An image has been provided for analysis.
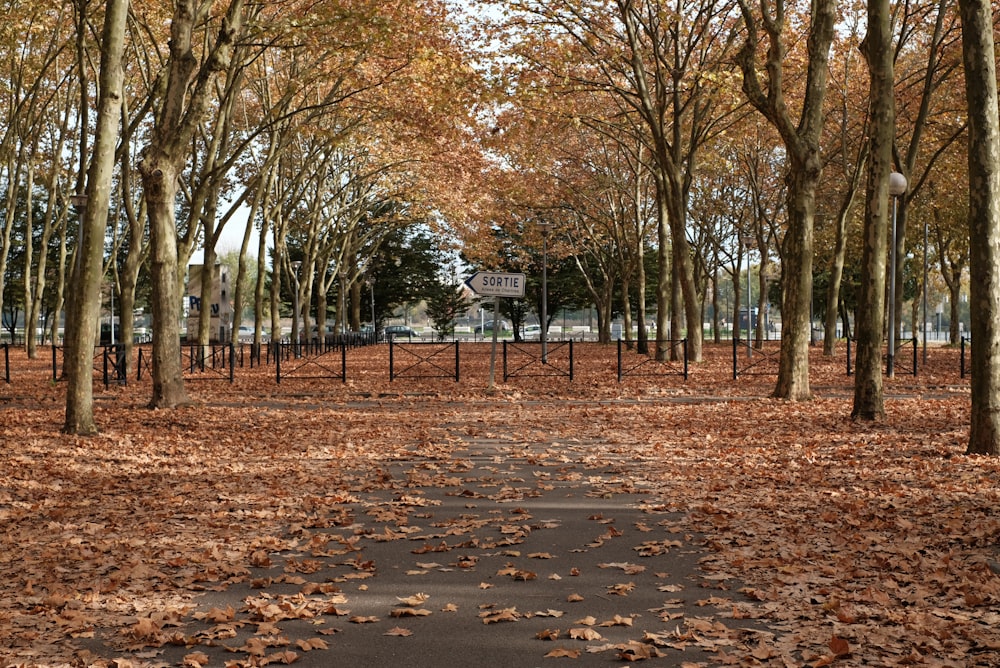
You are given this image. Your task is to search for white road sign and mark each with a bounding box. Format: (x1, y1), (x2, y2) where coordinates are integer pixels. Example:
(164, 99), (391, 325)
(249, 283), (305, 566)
(464, 271), (526, 298)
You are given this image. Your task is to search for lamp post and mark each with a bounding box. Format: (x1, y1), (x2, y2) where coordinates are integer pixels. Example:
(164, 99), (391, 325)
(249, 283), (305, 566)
(290, 260), (301, 357)
(367, 277), (375, 337)
(537, 222), (552, 363)
(740, 235), (754, 358)
(887, 172), (907, 377)
(923, 216), (928, 365)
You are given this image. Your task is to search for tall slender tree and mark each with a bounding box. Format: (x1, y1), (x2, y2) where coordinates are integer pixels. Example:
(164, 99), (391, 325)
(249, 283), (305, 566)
(852, 0), (896, 420)
(138, 0), (245, 408)
(64, 0), (128, 434)
(958, 0), (1000, 455)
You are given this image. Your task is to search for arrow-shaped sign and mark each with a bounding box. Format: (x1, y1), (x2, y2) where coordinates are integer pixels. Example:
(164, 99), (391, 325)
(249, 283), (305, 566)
(464, 271), (526, 298)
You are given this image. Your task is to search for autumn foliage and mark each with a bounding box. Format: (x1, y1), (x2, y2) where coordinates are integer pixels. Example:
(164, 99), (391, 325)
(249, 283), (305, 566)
(1, 343), (998, 666)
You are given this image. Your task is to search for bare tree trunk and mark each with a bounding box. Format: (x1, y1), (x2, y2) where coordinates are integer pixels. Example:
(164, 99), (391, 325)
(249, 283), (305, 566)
(960, 0), (1000, 455)
(142, 164), (190, 407)
(139, 0), (244, 407)
(736, 0), (837, 400)
(654, 193), (670, 361)
(636, 234), (648, 354)
(776, 166), (818, 400)
(852, 0), (894, 421)
(64, 0), (128, 434)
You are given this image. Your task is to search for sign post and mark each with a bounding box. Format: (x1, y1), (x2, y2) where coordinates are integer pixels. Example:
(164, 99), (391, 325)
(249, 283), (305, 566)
(464, 272), (526, 389)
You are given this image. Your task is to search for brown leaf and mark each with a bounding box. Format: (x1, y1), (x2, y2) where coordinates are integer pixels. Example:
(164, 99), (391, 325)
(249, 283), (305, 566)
(568, 627), (603, 641)
(829, 636), (851, 657)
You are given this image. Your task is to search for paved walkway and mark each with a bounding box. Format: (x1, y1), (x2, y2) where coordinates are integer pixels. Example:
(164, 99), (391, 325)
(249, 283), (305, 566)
(88, 434), (764, 667)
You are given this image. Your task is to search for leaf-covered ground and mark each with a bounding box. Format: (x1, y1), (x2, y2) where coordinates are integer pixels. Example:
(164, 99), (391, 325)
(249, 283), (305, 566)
(1, 342), (998, 666)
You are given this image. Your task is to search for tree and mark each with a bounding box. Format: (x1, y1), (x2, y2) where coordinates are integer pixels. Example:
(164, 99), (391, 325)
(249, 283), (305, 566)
(735, 0), (838, 400)
(851, 0), (896, 421)
(426, 282), (468, 340)
(958, 0), (1000, 455)
(64, 0), (128, 434)
(138, 0), (245, 409)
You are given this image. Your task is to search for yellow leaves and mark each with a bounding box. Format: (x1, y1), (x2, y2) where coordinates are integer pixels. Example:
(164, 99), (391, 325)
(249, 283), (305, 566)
(384, 626), (413, 636)
(544, 646), (581, 658)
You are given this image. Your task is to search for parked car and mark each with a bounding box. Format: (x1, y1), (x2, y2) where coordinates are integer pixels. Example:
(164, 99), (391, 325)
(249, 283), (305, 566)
(521, 324), (542, 340)
(384, 325), (420, 339)
(474, 320), (511, 334)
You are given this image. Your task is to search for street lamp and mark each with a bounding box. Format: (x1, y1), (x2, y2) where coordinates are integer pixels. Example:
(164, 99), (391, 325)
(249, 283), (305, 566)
(923, 216), (928, 365)
(290, 260), (302, 357)
(740, 235), (754, 358)
(887, 172), (907, 377)
(366, 277), (375, 337)
(537, 221), (552, 363)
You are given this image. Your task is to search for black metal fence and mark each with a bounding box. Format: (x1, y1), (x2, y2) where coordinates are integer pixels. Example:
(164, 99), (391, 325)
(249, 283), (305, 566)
(732, 337), (781, 379)
(617, 339), (687, 382)
(390, 341), (460, 381)
(503, 340), (573, 381)
(845, 337), (918, 377)
(274, 341), (347, 384)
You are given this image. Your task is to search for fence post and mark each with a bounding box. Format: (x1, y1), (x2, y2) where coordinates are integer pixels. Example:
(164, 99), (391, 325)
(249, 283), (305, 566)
(846, 338), (852, 376)
(102, 346), (110, 389)
(341, 341), (347, 382)
(276, 343), (282, 384)
(389, 340), (395, 381)
(502, 340), (508, 382)
(3, 343), (9, 383)
(912, 337), (918, 377)
(568, 340), (574, 381)
(617, 338), (623, 383)
(683, 338), (689, 380)
(732, 336), (738, 380)
(52, 345), (58, 381)
(961, 336), (967, 378)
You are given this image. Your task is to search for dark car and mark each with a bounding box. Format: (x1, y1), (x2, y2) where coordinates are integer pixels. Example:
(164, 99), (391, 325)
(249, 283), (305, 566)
(384, 325), (419, 339)
(474, 320), (511, 334)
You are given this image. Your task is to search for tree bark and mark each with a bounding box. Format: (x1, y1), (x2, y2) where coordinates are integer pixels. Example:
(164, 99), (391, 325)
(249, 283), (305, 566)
(775, 165), (818, 400)
(959, 0), (1000, 455)
(735, 0), (837, 400)
(64, 0), (128, 434)
(138, 0), (244, 408)
(852, 0), (895, 421)
(142, 162), (191, 407)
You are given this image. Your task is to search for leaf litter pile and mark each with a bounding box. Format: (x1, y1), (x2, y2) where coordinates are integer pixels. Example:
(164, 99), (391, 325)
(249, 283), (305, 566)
(1, 343), (999, 667)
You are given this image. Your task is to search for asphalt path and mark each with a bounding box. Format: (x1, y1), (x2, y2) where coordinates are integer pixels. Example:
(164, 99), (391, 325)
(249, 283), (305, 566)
(88, 435), (767, 667)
